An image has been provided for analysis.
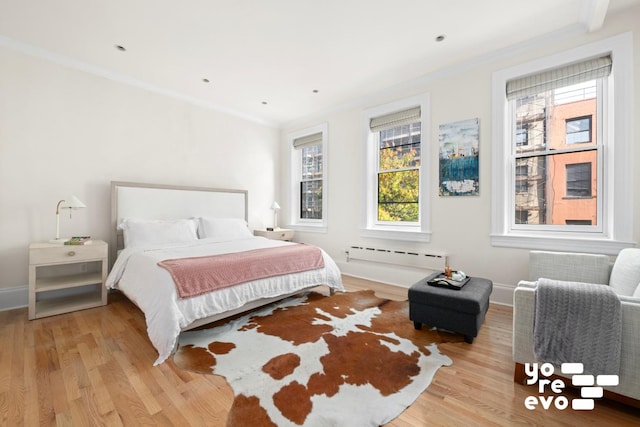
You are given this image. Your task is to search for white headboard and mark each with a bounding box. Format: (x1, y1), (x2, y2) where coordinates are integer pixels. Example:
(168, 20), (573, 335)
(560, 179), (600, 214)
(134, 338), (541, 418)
(110, 181), (248, 261)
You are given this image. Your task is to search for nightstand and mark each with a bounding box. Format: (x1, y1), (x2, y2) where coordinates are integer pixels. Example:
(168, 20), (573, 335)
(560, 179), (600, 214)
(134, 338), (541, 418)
(28, 240), (108, 320)
(253, 228), (295, 241)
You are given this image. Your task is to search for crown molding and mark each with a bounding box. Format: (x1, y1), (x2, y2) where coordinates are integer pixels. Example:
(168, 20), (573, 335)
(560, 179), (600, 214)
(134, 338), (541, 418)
(0, 35), (279, 129)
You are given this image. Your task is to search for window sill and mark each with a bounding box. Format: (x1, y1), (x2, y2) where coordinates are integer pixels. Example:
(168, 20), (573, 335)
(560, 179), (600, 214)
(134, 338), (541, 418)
(360, 227), (431, 242)
(490, 233), (635, 255)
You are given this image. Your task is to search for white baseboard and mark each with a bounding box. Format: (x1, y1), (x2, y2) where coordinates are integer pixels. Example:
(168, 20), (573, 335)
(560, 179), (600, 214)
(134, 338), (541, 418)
(490, 282), (515, 306)
(0, 285), (28, 311)
(342, 272), (409, 289)
(342, 272), (515, 307)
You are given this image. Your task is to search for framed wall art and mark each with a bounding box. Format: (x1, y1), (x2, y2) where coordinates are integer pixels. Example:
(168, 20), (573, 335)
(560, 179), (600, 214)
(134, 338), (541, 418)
(438, 118), (480, 196)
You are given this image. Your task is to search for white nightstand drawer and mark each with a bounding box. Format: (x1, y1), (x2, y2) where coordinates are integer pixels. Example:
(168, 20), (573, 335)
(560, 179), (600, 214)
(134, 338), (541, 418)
(29, 241), (108, 265)
(253, 229), (295, 241)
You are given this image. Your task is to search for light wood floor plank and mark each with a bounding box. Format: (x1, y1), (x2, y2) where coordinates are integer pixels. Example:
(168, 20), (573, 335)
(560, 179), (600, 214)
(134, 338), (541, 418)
(0, 275), (638, 426)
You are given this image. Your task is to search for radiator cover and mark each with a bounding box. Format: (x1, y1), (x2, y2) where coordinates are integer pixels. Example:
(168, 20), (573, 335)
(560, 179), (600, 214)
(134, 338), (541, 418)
(346, 245), (447, 271)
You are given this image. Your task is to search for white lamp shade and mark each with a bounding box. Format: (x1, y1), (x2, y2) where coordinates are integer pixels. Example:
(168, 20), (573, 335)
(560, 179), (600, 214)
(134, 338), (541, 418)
(60, 195), (86, 209)
(271, 201), (281, 210)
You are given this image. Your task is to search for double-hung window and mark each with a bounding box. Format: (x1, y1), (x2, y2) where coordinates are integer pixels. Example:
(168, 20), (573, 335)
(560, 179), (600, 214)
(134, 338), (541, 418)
(362, 94), (430, 241)
(288, 124), (328, 232)
(510, 60), (605, 228)
(491, 33), (634, 253)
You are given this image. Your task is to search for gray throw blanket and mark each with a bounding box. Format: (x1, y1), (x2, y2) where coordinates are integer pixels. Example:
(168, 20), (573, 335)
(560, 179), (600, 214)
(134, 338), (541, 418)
(533, 278), (621, 375)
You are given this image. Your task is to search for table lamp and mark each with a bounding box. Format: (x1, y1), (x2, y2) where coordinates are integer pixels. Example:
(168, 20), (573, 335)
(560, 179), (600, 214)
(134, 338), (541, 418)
(271, 201), (281, 230)
(50, 195), (86, 243)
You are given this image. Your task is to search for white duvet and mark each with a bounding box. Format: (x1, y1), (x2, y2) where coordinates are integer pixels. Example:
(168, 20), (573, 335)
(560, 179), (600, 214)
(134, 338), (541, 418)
(106, 236), (344, 365)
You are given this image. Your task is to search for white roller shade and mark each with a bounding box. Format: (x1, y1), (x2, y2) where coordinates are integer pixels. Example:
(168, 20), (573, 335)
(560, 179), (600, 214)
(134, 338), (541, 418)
(293, 132), (323, 149)
(369, 106), (421, 132)
(506, 55), (612, 100)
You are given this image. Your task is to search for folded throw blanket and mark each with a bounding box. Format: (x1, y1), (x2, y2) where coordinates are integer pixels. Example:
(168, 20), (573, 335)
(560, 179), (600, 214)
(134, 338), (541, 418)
(533, 278), (621, 376)
(158, 244), (325, 299)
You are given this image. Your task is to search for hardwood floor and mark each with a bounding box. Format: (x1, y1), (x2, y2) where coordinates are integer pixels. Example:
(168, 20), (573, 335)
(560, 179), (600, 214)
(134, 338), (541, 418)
(1, 275), (638, 426)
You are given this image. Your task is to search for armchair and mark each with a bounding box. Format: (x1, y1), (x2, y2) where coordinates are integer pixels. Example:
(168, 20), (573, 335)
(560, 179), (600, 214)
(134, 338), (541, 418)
(512, 249), (640, 407)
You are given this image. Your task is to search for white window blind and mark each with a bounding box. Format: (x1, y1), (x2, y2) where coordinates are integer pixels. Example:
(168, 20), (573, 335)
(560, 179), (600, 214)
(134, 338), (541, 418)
(369, 106), (421, 132)
(506, 55), (612, 100)
(293, 132), (323, 149)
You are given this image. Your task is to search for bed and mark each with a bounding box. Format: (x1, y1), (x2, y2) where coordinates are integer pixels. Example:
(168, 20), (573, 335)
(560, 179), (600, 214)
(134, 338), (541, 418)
(106, 181), (344, 365)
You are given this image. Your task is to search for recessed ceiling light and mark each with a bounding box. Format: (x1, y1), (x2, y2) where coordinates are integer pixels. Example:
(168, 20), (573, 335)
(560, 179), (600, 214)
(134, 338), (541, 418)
(262, 101), (268, 105)
(115, 45), (127, 51)
(435, 35), (446, 42)
(313, 89), (319, 93)
(202, 78), (210, 83)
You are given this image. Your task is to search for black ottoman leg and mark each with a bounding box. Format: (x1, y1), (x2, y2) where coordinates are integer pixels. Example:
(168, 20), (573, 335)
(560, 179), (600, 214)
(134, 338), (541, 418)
(464, 335), (474, 344)
(413, 321), (422, 330)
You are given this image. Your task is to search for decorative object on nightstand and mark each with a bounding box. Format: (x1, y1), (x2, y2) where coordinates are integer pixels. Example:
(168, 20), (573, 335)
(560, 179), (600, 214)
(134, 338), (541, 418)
(64, 236), (92, 245)
(50, 195), (86, 243)
(28, 239), (108, 320)
(254, 228), (295, 241)
(271, 201), (281, 229)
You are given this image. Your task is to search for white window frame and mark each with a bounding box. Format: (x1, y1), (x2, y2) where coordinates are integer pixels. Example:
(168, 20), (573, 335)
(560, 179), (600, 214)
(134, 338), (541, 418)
(361, 93), (431, 242)
(287, 123), (328, 233)
(490, 33), (634, 254)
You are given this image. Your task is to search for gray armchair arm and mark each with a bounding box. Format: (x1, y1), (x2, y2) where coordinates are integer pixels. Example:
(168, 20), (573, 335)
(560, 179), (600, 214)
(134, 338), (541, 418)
(512, 282), (535, 365)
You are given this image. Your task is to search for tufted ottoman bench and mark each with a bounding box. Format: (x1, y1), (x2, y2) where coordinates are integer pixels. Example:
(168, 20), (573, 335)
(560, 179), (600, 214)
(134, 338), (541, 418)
(408, 273), (493, 343)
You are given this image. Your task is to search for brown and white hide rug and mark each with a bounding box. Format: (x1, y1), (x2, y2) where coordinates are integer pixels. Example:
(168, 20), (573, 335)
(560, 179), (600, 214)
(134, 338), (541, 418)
(174, 290), (459, 426)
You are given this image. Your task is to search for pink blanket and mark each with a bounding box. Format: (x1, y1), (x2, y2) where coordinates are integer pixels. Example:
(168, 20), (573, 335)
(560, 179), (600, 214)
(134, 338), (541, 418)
(157, 244), (325, 299)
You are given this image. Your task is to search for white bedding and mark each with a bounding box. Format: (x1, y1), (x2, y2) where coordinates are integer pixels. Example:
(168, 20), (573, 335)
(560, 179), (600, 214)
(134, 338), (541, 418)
(106, 236), (344, 365)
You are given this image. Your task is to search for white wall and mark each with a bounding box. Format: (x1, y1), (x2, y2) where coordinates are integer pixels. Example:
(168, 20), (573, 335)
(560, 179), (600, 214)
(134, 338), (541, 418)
(0, 46), (280, 291)
(281, 7), (640, 302)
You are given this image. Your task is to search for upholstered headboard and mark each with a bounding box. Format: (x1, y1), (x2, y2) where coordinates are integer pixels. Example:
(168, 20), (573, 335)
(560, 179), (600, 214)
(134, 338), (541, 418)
(110, 181), (248, 262)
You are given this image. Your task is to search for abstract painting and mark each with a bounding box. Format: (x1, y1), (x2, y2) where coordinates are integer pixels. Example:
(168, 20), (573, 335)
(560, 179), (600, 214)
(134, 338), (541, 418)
(439, 118), (479, 196)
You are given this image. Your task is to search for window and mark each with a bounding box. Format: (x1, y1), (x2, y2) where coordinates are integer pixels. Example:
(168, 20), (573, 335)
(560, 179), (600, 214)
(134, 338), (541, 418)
(362, 94), (430, 241)
(491, 33), (634, 254)
(566, 116), (592, 144)
(512, 75), (600, 227)
(288, 124), (328, 232)
(300, 143), (323, 219)
(566, 163), (592, 198)
(377, 122), (421, 222)
(515, 123), (529, 147)
(515, 164), (529, 194)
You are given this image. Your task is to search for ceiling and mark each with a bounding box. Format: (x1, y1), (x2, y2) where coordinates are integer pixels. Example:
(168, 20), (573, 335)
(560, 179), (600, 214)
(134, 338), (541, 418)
(0, 0), (638, 127)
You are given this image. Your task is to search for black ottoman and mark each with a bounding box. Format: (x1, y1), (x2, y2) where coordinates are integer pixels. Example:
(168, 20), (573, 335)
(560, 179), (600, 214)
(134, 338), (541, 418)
(409, 273), (493, 343)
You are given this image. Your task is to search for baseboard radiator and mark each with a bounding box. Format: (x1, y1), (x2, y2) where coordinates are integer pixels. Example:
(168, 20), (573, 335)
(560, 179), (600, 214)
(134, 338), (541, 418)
(346, 245), (447, 271)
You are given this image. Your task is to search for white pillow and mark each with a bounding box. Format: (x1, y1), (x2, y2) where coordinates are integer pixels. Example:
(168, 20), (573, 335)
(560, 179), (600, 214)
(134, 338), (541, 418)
(610, 248), (640, 296)
(120, 218), (198, 248)
(198, 217), (252, 240)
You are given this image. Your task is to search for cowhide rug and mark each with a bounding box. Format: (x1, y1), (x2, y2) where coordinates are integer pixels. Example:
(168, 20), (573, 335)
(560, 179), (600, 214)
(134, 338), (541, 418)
(174, 290), (459, 426)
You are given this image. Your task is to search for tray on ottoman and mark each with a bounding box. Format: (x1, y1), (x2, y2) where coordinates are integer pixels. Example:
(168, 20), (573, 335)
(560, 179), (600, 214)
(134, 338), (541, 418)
(409, 272), (492, 343)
